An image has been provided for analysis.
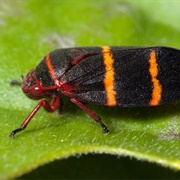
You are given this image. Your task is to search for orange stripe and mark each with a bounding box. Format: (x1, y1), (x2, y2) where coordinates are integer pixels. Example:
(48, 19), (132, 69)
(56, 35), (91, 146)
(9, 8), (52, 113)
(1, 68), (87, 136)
(102, 46), (116, 106)
(46, 54), (58, 83)
(148, 50), (162, 106)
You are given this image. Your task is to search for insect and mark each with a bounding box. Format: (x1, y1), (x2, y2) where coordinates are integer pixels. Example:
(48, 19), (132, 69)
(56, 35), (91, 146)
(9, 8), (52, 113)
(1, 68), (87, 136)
(9, 46), (180, 138)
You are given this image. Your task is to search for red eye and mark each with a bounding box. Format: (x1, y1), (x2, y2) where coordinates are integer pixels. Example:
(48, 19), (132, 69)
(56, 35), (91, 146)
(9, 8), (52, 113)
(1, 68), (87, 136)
(28, 78), (33, 82)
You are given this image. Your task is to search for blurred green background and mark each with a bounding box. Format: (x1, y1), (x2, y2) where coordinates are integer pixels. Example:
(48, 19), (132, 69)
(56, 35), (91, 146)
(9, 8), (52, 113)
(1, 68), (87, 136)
(0, 0), (180, 179)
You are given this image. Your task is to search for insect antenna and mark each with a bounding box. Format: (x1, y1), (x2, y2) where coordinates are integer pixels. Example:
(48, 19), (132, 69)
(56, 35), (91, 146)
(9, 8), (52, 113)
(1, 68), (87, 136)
(9, 74), (23, 86)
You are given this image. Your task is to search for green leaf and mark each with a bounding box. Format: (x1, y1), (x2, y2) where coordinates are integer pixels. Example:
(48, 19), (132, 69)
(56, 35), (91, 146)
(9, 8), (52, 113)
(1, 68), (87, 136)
(0, 0), (180, 179)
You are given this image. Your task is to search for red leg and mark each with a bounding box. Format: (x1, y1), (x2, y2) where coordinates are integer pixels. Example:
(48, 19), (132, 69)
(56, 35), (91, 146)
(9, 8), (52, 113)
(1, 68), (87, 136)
(70, 98), (109, 134)
(9, 95), (61, 138)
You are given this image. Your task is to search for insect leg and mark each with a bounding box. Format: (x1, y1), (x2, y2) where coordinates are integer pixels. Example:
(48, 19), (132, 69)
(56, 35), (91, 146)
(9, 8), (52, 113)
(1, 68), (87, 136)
(9, 95), (61, 138)
(58, 97), (64, 115)
(70, 98), (109, 134)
